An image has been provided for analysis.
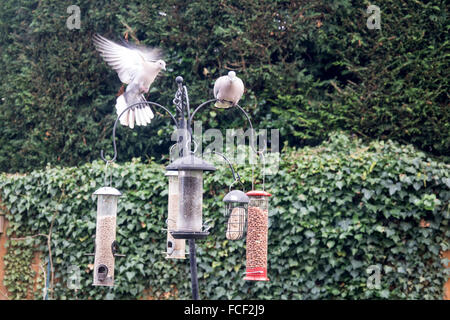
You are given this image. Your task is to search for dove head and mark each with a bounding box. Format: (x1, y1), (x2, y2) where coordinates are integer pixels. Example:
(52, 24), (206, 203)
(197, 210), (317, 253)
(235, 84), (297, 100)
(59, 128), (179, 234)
(156, 60), (166, 71)
(227, 71), (237, 81)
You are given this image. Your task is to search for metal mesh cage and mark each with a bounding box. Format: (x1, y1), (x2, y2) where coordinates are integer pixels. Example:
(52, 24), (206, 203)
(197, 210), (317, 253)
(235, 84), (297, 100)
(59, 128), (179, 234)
(225, 203), (247, 240)
(223, 189), (249, 240)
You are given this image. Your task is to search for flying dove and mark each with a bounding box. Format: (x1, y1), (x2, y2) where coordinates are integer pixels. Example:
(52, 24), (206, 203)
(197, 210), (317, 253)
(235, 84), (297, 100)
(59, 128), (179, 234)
(93, 34), (166, 128)
(213, 71), (245, 108)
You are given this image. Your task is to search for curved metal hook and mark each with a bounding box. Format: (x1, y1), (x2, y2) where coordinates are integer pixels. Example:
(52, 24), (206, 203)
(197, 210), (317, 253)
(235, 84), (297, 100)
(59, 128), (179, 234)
(189, 101), (265, 190)
(203, 150), (240, 182)
(257, 150), (266, 191)
(233, 104), (268, 155)
(100, 101), (178, 163)
(183, 85), (192, 136)
(189, 101), (265, 155)
(189, 99), (217, 123)
(104, 160), (113, 187)
(229, 178), (245, 192)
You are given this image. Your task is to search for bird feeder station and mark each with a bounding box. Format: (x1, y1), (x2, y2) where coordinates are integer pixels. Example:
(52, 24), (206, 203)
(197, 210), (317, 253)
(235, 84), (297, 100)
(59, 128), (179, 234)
(166, 154), (216, 239)
(224, 190), (249, 240)
(92, 186), (122, 286)
(165, 170), (186, 259)
(97, 74), (260, 299)
(244, 190), (271, 281)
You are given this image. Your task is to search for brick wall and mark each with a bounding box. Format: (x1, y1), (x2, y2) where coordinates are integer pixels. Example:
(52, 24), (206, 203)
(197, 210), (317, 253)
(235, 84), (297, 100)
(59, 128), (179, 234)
(0, 219), (9, 300)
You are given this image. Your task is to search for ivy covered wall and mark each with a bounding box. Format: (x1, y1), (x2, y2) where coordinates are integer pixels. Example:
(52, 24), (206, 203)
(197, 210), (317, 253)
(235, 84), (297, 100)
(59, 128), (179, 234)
(0, 133), (448, 299)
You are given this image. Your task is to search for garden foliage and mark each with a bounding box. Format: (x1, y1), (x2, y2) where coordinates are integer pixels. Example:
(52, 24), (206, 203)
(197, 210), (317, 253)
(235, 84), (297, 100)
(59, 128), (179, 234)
(0, 133), (448, 299)
(0, 0), (448, 173)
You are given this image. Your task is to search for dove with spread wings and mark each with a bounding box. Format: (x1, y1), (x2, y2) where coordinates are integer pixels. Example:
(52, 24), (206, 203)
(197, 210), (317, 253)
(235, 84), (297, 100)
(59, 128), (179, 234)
(93, 34), (166, 128)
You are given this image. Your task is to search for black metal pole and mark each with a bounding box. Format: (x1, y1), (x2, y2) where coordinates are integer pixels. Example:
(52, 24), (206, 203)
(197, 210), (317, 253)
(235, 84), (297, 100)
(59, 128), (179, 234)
(188, 239), (200, 300)
(175, 76), (200, 300)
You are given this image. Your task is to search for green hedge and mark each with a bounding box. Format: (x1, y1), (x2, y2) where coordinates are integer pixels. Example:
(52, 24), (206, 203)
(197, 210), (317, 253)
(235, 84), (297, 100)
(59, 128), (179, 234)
(0, 133), (448, 299)
(0, 0), (448, 173)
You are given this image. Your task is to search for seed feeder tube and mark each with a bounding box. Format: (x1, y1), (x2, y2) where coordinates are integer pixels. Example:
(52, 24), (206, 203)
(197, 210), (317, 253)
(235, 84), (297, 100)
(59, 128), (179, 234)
(223, 190), (249, 240)
(165, 171), (186, 259)
(166, 154), (215, 239)
(244, 190), (271, 281)
(92, 186), (122, 286)
(178, 170), (203, 232)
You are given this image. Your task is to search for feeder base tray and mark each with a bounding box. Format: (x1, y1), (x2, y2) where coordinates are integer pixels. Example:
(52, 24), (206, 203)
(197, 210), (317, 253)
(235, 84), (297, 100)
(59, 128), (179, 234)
(243, 267), (270, 281)
(170, 231), (210, 240)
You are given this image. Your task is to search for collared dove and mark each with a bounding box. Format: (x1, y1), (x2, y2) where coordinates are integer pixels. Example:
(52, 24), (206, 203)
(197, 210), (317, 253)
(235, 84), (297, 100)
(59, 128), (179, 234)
(93, 34), (166, 128)
(213, 71), (245, 108)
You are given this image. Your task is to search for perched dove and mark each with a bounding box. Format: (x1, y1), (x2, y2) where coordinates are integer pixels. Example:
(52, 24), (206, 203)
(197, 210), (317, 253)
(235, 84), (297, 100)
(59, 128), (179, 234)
(93, 34), (166, 128)
(213, 71), (245, 108)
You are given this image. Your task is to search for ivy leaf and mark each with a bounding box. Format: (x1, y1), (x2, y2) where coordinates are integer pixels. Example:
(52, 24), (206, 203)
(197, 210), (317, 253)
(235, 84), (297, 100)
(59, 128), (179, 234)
(350, 259), (363, 269)
(304, 230), (315, 238)
(298, 194), (307, 201)
(379, 290), (390, 299)
(442, 178), (450, 188)
(126, 271), (136, 281)
(215, 287), (226, 298)
(388, 183), (402, 195)
(386, 228), (396, 237)
(413, 182), (421, 191)
(362, 188), (374, 200)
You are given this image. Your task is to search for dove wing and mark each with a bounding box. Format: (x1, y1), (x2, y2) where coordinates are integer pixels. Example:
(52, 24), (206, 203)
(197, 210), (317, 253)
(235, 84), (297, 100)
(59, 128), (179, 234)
(120, 39), (163, 63)
(234, 77), (245, 103)
(93, 34), (148, 84)
(213, 75), (228, 99)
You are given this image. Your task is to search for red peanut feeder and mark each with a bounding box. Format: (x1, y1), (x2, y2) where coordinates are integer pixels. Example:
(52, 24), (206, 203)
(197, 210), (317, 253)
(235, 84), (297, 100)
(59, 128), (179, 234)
(244, 190), (271, 281)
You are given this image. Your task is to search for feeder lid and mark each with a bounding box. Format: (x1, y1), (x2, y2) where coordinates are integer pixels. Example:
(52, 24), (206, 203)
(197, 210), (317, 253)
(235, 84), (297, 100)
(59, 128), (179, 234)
(93, 187), (122, 196)
(223, 190), (250, 203)
(246, 190), (272, 197)
(166, 154), (216, 171)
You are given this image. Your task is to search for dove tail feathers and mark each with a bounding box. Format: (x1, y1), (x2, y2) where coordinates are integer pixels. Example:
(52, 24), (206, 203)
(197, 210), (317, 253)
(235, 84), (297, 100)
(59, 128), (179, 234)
(115, 94), (154, 128)
(115, 94), (135, 128)
(116, 95), (130, 126)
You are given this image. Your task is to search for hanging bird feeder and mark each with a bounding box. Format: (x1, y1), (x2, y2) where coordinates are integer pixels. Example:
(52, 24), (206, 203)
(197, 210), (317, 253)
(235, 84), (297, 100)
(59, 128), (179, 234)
(244, 190), (271, 281)
(223, 189), (249, 240)
(89, 179), (125, 286)
(201, 150), (248, 241)
(165, 170), (186, 259)
(166, 154), (216, 239)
